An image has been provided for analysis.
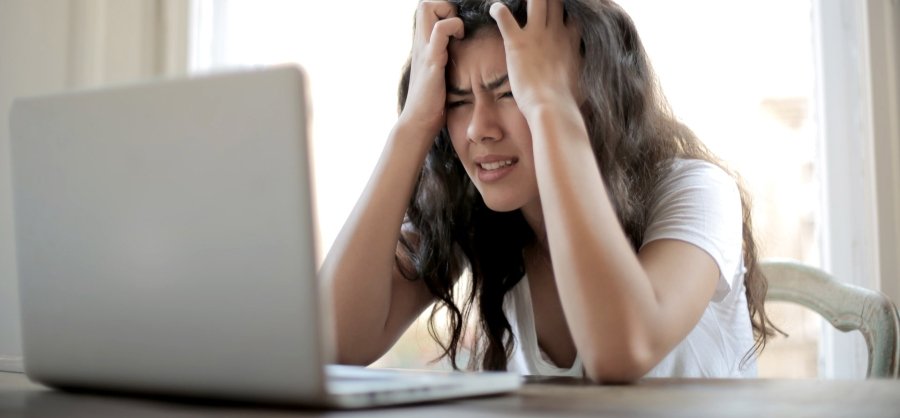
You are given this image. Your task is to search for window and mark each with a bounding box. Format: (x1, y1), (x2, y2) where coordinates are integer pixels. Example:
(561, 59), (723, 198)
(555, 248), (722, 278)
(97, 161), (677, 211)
(191, 0), (419, 268)
(191, 0), (878, 377)
(616, 0), (823, 378)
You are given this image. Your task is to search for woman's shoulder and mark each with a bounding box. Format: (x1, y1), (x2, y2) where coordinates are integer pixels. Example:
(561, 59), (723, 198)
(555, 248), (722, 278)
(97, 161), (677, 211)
(653, 158), (740, 204)
(644, 157), (743, 253)
(662, 158), (735, 184)
(645, 160), (745, 302)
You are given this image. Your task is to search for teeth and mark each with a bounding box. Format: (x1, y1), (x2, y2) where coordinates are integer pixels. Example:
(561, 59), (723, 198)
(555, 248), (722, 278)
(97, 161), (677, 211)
(479, 159), (514, 171)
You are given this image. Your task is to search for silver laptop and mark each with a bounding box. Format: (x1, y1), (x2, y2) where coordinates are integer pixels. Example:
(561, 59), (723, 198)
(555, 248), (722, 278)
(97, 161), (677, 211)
(9, 66), (521, 408)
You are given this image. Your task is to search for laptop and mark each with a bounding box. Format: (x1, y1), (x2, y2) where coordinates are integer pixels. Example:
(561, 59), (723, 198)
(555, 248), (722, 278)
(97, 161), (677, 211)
(9, 65), (521, 408)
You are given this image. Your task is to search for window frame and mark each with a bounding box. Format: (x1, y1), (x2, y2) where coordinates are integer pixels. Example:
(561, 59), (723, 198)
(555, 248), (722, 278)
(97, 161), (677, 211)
(812, 0), (900, 379)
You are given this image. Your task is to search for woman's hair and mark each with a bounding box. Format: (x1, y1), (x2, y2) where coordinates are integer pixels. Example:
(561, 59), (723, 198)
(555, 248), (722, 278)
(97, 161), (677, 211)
(396, 0), (778, 371)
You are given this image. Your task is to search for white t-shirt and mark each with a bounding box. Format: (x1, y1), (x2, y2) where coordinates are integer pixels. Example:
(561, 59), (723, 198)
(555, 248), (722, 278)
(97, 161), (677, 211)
(504, 159), (757, 378)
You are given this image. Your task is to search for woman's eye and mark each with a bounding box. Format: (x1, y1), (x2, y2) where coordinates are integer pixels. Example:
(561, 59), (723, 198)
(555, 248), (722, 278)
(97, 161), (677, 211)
(499, 91), (514, 100)
(447, 100), (470, 109)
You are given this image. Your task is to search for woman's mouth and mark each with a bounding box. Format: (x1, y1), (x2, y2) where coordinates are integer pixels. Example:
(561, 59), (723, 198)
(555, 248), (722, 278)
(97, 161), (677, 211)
(478, 159), (515, 170)
(475, 157), (518, 183)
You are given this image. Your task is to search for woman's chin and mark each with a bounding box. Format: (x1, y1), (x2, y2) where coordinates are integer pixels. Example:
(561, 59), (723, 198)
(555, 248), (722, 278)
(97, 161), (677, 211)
(481, 197), (522, 213)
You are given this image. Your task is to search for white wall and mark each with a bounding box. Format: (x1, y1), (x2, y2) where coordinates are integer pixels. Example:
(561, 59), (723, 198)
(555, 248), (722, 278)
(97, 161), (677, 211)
(0, 0), (187, 372)
(0, 0), (74, 373)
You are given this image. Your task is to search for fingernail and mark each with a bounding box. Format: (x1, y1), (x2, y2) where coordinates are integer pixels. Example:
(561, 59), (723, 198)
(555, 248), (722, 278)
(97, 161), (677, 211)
(489, 2), (503, 16)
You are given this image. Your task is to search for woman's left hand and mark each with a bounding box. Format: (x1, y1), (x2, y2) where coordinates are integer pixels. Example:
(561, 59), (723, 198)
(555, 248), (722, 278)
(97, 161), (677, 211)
(490, 0), (582, 117)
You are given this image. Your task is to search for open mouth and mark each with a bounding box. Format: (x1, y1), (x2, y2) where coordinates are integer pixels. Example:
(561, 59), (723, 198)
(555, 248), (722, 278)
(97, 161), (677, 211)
(474, 157), (519, 183)
(478, 158), (517, 171)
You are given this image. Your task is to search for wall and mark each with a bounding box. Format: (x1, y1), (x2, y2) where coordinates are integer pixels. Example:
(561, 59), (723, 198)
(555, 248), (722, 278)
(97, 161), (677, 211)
(0, 0), (74, 373)
(0, 0), (187, 372)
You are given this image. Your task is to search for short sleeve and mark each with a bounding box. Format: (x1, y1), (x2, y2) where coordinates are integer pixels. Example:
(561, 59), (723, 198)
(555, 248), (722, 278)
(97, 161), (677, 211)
(639, 159), (745, 302)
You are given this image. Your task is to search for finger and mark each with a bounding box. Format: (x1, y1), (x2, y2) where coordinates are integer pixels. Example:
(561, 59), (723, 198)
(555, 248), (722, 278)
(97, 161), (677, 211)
(430, 17), (465, 53)
(547, 0), (564, 28)
(490, 2), (519, 39)
(527, 0), (548, 27)
(417, 1), (458, 43)
(429, 1), (457, 20)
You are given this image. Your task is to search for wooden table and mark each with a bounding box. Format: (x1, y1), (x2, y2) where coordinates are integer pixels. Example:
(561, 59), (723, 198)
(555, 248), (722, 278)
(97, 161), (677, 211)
(2, 371), (899, 417)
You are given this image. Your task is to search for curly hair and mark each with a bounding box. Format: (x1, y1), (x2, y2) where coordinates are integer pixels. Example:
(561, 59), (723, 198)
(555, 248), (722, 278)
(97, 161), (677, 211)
(396, 0), (778, 371)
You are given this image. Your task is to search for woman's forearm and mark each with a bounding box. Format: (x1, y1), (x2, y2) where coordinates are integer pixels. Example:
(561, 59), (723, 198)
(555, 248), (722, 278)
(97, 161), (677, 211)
(526, 102), (662, 381)
(319, 123), (434, 364)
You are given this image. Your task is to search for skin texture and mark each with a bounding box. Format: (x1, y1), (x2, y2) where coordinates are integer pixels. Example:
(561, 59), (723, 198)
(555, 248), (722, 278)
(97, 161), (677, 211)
(322, 0), (723, 382)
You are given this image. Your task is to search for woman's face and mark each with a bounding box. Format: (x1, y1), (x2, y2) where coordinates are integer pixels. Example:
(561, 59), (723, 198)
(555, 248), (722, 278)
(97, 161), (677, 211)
(446, 29), (539, 213)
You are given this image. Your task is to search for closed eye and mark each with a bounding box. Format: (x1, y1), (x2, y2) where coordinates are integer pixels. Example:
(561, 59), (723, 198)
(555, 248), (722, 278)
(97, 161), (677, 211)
(499, 91), (514, 100)
(447, 100), (470, 109)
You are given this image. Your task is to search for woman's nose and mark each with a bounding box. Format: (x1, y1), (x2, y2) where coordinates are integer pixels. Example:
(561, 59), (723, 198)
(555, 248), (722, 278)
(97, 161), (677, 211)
(466, 101), (503, 144)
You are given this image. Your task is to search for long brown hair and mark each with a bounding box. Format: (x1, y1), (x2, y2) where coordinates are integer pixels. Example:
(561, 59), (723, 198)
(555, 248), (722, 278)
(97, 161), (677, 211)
(396, 0), (777, 371)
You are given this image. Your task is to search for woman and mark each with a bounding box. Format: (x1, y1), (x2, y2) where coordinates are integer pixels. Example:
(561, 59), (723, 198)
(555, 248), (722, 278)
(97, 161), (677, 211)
(320, 0), (777, 381)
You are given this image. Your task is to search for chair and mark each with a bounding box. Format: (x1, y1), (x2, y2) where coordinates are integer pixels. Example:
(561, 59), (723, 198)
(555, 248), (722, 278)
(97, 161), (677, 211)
(760, 259), (900, 378)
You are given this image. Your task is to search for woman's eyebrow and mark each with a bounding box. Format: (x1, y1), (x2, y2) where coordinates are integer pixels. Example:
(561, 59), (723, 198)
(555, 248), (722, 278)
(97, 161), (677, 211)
(447, 74), (510, 96)
(483, 74), (509, 91)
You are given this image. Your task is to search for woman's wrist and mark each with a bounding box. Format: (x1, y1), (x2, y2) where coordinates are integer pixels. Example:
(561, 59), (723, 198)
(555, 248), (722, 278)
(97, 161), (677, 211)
(389, 121), (437, 157)
(521, 96), (587, 140)
(520, 89), (579, 116)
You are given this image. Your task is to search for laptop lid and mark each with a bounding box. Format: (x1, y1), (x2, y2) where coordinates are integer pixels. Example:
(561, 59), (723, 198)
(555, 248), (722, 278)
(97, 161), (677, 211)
(10, 66), (332, 403)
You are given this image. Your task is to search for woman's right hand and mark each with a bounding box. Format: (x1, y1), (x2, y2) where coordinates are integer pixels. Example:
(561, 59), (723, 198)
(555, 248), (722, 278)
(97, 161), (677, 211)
(397, 1), (465, 142)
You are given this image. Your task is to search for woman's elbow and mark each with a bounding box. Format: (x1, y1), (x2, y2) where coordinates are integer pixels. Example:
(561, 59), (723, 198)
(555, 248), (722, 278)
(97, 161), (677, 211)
(334, 344), (381, 367)
(582, 340), (656, 383)
(334, 353), (377, 367)
(333, 333), (387, 367)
